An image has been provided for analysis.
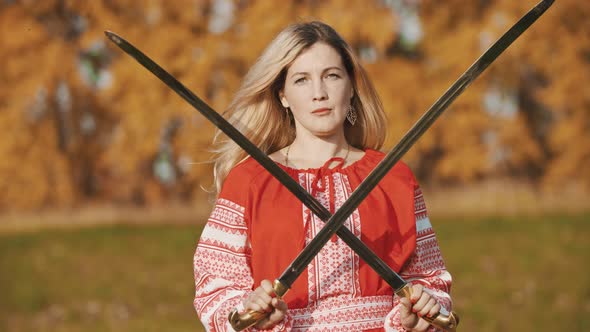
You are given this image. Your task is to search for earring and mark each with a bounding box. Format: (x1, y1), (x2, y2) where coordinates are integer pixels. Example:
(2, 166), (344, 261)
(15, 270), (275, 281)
(346, 105), (357, 125)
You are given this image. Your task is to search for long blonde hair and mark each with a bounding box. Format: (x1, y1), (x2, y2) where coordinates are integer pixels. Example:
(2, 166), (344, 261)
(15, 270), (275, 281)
(212, 21), (387, 194)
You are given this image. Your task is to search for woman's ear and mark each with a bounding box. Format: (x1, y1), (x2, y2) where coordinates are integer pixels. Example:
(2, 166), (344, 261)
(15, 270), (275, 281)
(279, 91), (290, 108)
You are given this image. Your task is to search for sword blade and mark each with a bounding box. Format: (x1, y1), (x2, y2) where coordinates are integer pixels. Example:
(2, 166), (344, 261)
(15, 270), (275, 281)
(279, 0), (554, 287)
(104, 31), (405, 290)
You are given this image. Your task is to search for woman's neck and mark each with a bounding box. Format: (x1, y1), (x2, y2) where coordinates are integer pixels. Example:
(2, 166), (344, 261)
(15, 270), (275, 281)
(286, 135), (350, 169)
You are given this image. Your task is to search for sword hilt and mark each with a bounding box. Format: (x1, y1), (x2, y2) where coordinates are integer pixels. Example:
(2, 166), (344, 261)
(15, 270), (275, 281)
(228, 280), (290, 331)
(396, 284), (459, 332)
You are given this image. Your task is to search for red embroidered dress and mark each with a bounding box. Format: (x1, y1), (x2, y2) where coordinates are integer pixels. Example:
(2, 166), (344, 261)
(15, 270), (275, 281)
(194, 149), (452, 331)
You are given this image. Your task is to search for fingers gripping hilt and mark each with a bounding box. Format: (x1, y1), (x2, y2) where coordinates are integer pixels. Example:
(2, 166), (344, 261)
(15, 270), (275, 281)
(396, 284), (460, 332)
(228, 280), (289, 331)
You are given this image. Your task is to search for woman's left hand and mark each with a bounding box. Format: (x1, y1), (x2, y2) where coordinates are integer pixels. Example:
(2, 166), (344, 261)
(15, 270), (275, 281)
(399, 283), (441, 331)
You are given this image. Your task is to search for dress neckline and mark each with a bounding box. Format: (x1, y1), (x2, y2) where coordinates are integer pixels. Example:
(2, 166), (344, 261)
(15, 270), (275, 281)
(275, 148), (377, 174)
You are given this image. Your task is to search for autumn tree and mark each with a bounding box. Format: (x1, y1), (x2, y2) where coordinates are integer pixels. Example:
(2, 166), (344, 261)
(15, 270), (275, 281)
(0, 0), (588, 212)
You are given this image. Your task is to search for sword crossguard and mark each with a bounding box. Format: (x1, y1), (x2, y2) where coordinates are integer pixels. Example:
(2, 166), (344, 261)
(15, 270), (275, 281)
(396, 284), (459, 332)
(228, 280), (290, 331)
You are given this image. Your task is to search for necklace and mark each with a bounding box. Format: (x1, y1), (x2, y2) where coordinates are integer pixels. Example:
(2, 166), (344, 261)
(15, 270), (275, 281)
(285, 143), (350, 168)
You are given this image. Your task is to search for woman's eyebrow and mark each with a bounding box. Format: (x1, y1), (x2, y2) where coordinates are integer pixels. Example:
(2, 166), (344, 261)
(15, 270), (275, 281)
(289, 66), (343, 78)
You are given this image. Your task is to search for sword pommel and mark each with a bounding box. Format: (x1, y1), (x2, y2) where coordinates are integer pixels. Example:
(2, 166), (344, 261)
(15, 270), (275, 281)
(428, 311), (459, 332)
(228, 280), (290, 331)
(395, 283), (460, 332)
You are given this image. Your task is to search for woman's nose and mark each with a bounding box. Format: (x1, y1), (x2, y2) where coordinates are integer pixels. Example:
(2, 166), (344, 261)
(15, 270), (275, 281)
(312, 80), (328, 101)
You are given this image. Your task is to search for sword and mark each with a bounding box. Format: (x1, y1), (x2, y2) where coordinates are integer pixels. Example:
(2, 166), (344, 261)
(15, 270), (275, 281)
(103, 32), (401, 305)
(106, 29), (459, 330)
(105, 0), (552, 330)
(106, 29), (457, 327)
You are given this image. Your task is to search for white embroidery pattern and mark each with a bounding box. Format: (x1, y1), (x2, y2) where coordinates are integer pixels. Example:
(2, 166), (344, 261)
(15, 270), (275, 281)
(299, 172), (362, 305)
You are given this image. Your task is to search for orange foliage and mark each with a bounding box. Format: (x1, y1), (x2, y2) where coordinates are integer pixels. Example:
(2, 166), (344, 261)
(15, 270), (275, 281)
(0, 0), (588, 211)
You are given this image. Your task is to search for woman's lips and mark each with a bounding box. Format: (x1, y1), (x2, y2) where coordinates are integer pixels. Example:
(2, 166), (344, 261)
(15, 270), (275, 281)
(312, 108), (332, 114)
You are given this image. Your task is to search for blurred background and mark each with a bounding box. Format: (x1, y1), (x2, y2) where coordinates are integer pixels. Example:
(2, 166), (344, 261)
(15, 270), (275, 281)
(0, 0), (588, 331)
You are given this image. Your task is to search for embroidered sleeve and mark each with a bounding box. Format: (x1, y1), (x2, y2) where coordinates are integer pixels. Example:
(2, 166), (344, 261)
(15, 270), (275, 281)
(194, 195), (292, 331)
(384, 186), (453, 332)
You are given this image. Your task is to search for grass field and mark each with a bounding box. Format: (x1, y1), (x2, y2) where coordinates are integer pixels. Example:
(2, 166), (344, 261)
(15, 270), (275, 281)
(1, 213), (589, 331)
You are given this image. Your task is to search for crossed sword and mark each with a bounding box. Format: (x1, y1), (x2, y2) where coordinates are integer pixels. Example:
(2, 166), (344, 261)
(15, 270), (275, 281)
(105, 1), (553, 330)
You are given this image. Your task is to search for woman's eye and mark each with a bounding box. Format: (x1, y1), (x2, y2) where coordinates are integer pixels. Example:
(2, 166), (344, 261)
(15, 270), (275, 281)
(326, 73), (340, 79)
(294, 77), (306, 84)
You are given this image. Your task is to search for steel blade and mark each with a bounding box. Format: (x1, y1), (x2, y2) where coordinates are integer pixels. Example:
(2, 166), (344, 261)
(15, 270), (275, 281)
(278, 0), (554, 287)
(104, 31), (407, 291)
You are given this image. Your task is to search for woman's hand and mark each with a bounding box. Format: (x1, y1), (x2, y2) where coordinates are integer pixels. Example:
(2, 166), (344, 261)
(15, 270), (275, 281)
(243, 279), (288, 330)
(399, 283), (441, 331)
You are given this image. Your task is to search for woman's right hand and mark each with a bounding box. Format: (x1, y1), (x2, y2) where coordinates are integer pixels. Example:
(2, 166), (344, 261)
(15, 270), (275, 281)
(243, 279), (288, 330)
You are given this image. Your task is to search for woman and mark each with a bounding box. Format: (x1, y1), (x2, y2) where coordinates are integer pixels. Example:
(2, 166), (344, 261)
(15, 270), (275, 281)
(194, 21), (453, 331)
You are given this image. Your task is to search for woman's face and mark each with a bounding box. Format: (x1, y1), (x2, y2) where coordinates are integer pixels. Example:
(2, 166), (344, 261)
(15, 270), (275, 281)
(280, 42), (354, 140)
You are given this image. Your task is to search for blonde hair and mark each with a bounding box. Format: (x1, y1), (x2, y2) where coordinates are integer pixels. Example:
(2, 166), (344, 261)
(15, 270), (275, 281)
(212, 21), (387, 194)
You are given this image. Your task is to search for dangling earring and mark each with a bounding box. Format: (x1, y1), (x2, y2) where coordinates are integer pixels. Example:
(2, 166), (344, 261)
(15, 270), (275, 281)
(346, 105), (357, 125)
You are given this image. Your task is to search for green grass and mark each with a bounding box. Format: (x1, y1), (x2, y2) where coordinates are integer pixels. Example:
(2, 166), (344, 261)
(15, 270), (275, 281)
(436, 213), (590, 331)
(0, 224), (206, 332)
(1, 214), (589, 331)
